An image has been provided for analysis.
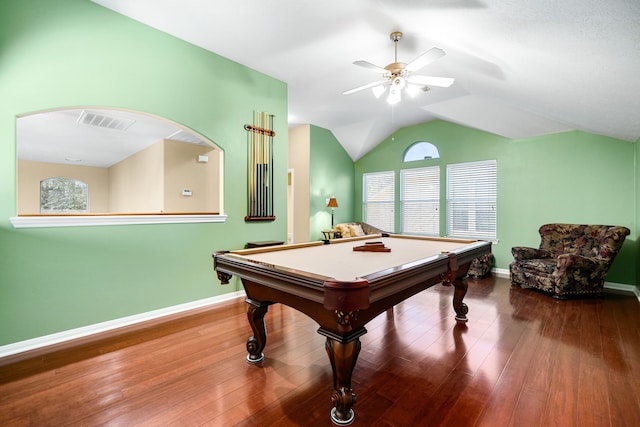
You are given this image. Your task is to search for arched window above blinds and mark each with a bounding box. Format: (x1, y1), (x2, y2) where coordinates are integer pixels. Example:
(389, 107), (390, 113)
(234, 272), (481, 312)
(403, 142), (440, 162)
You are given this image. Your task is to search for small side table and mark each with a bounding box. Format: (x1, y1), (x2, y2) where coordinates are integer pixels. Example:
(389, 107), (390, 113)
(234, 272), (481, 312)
(321, 230), (342, 241)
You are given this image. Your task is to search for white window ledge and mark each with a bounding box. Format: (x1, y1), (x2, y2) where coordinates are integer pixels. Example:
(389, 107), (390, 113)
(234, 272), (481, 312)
(10, 214), (227, 228)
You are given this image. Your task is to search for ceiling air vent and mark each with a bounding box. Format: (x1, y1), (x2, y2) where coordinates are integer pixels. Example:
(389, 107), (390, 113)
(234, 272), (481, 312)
(77, 110), (136, 131)
(166, 129), (206, 145)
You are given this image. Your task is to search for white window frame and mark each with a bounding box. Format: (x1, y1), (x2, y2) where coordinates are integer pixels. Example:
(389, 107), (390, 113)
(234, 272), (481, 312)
(446, 160), (497, 240)
(400, 166), (440, 235)
(363, 171), (395, 232)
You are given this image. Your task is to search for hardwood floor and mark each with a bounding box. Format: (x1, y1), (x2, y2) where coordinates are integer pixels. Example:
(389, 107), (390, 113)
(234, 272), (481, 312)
(1, 276), (639, 426)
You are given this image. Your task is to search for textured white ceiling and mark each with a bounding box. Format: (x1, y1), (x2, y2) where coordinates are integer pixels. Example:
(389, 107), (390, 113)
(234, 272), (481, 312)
(18, 109), (209, 167)
(90, 0), (640, 160)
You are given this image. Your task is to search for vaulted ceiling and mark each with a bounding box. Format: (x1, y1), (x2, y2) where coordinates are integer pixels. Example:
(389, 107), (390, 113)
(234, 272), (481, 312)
(92, 0), (640, 160)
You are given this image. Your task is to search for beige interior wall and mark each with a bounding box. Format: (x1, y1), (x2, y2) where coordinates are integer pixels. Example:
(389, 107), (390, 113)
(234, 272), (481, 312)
(163, 140), (220, 213)
(18, 141), (221, 215)
(288, 125), (311, 242)
(17, 160), (110, 214)
(109, 141), (164, 213)
(205, 145), (222, 213)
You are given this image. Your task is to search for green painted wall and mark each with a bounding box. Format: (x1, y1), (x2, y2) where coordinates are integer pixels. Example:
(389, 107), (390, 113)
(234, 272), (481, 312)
(636, 138), (640, 286)
(309, 125), (355, 240)
(355, 120), (637, 286)
(0, 0), (288, 345)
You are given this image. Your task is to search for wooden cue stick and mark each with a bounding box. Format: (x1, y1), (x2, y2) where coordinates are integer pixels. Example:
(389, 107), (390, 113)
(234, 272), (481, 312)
(268, 113), (273, 215)
(257, 112), (262, 216)
(247, 123), (251, 216)
(251, 113), (256, 216)
(264, 112), (268, 216)
(247, 117), (253, 216)
(262, 111), (267, 215)
(248, 121), (252, 216)
(252, 112), (260, 216)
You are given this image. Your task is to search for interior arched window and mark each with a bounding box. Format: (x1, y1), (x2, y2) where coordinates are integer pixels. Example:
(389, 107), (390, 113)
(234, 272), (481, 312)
(403, 142), (440, 162)
(12, 107), (226, 228)
(40, 177), (89, 213)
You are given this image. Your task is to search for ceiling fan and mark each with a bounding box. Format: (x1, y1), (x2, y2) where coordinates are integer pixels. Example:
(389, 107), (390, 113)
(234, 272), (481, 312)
(343, 31), (454, 104)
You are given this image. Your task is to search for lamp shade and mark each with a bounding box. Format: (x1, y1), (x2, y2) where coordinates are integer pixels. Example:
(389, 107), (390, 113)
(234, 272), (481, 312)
(327, 197), (339, 208)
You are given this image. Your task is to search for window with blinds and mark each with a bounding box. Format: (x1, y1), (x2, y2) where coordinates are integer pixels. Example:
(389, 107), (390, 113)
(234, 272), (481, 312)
(363, 171), (395, 232)
(446, 160), (497, 239)
(400, 166), (440, 235)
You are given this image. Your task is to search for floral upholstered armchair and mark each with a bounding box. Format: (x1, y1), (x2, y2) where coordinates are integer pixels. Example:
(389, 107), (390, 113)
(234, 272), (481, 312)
(510, 224), (630, 298)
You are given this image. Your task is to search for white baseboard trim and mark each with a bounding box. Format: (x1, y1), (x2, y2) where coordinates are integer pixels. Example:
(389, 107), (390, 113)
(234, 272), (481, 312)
(604, 282), (640, 299)
(0, 291), (245, 360)
(492, 268), (639, 300)
(492, 267), (510, 278)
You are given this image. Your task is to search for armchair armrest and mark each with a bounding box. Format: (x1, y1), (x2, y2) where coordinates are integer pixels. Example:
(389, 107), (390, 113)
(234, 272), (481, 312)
(512, 246), (551, 261)
(556, 254), (604, 272)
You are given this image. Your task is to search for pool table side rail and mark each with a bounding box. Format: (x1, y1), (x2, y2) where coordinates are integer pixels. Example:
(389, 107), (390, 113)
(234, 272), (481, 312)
(214, 253), (329, 304)
(362, 240), (491, 303)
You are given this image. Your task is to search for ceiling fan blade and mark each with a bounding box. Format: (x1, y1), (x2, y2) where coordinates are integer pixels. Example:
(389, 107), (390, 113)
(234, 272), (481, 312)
(405, 47), (446, 73)
(342, 80), (389, 95)
(353, 60), (388, 73)
(407, 75), (455, 87)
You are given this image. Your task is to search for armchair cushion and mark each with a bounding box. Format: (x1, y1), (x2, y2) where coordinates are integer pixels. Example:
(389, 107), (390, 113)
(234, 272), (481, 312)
(511, 246), (552, 261)
(510, 223), (629, 298)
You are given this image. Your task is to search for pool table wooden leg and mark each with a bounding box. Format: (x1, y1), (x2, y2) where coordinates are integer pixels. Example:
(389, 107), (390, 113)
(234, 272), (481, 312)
(441, 252), (469, 322)
(319, 327), (367, 426)
(245, 298), (271, 364)
(452, 277), (469, 322)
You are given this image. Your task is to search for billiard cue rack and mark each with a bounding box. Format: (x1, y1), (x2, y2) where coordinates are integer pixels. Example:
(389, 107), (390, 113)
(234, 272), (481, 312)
(244, 111), (276, 222)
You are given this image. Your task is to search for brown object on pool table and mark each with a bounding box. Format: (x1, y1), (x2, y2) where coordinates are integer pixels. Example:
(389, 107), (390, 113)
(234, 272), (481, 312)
(353, 241), (390, 252)
(213, 234), (491, 426)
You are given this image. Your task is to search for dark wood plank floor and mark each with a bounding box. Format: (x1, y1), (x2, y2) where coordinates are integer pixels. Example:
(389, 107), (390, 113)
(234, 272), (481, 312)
(1, 276), (639, 426)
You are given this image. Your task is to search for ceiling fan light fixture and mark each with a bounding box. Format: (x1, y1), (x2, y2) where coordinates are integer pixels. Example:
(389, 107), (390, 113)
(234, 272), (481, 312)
(344, 32), (453, 104)
(387, 86), (401, 105)
(391, 76), (406, 89)
(372, 84), (386, 98)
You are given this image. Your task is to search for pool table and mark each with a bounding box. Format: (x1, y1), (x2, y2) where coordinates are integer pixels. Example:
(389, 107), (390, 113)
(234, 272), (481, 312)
(213, 234), (491, 425)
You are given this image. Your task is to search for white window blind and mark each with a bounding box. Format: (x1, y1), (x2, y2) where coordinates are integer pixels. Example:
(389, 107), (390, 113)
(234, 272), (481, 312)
(363, 171), (395, 232)
(447, 160), (497, 239)
(400, 166), (440, 235)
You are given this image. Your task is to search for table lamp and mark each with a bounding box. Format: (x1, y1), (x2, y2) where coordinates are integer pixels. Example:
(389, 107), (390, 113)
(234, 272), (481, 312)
(327, 197), (338, 228)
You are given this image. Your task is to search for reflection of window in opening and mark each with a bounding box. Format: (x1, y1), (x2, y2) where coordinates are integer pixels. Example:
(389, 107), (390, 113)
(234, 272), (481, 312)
(403, 142), (440, 162)
(40, 177), (89, 213)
